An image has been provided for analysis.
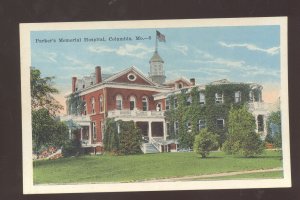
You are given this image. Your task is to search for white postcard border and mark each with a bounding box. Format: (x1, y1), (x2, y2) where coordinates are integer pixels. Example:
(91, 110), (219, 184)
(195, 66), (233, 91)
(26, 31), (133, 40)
(20, 17), (290, 194)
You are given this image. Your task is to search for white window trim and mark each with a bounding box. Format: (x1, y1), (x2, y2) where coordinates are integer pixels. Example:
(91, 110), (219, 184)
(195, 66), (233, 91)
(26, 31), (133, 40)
(116, 95), (123, 110)
(235, 91), (241, 103)
(92, 122), (97, 140)
(91, 97), (95, 114)
(127, 73), (137, 81)
(198, 120), (206, 131)
(215, 93), (224, 104)
(199, 92), (205, 105)
(142, 96), (148, 111)
(99, 95), (104, 113)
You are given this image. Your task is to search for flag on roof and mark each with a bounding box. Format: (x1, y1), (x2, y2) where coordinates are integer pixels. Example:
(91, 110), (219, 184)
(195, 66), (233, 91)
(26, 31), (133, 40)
(156, 30), (166, 42)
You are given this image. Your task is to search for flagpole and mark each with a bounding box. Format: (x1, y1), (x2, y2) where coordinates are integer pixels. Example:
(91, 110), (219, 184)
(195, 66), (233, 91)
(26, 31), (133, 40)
(155, 32), (158, 52)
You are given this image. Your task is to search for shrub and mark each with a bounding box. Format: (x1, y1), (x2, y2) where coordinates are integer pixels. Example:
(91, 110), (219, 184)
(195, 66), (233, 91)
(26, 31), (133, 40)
(193, 128), (219, 158)
(62, 139), (81, 157)
(119, 121), (142, 155)
(223, 106), (264, 157)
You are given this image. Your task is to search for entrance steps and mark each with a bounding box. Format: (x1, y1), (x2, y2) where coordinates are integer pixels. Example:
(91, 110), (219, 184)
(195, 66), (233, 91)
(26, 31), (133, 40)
(142, 143), (160, 154)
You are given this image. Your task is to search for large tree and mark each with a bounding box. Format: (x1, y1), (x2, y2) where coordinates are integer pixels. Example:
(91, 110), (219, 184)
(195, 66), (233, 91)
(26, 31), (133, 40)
(223, 106), (264, 157)
(31, 67), (68, 153)
(31, 67), (63, 115)
(32, 108), (69, 153)
(193, 128), (219, 158)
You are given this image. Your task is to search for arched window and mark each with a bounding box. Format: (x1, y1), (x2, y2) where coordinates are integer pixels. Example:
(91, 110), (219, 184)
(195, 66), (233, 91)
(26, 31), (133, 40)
(91, 97), (95, 114)
(129, 96), (136, 110)
(116, 95), (123, 110)
(99, 95), (103, 112)
(142, 96), (148, 111)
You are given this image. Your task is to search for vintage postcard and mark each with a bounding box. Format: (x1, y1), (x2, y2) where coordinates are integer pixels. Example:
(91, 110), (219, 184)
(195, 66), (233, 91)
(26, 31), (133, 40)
(20, 17), (290, 194)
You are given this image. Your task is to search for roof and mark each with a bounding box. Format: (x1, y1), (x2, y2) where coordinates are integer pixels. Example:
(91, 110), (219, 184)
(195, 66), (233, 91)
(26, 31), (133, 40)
(149, 51), (164, 63)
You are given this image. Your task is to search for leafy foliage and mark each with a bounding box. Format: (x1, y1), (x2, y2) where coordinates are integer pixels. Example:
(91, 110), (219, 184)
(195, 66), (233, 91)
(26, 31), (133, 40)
(266, 110), (282, 148)
(103, 118), (119, 153)
(118, 121), (143, 155)
(193, 128), (219, 158)
(31, 67), (63, 115)
(62, 139), (82, 157)
(223, 106), (264, 157)
(103, 119), (142, 155)
(32, 108), (69, 153)
(67, 93), (85, 115)
(165, 83), (254, 148)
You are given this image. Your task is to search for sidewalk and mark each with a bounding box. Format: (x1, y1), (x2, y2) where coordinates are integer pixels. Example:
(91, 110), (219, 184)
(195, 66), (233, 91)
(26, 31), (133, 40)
(141, 168), (283, 182)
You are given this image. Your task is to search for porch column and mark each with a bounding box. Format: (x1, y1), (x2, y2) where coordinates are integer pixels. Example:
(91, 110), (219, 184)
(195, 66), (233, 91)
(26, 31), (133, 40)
(148, 121), (152, 139)
(80, 128), (83, 141)
(88, 123), (92, 145)
(163, 121), (167, 140)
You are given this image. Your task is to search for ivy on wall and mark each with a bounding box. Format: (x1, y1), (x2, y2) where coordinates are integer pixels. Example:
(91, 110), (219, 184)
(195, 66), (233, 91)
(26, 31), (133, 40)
(165, 83), (259, 148)
(66, 93), (84, 115)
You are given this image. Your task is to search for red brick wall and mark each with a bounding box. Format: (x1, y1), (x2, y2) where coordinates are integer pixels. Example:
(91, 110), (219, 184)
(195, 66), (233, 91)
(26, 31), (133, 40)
(106, 88), (159, 111)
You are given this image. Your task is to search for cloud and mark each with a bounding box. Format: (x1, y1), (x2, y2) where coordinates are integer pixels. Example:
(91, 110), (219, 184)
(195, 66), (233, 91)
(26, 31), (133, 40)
(32, 51), (58, 63)
(219, 41), (280, 55)
(87, 43), (153, 59)
(174, 45), (189, 55)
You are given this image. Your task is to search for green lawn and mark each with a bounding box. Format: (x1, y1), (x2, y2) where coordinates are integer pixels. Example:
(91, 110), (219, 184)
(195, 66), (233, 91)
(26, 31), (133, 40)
(33, 151), (283, 184)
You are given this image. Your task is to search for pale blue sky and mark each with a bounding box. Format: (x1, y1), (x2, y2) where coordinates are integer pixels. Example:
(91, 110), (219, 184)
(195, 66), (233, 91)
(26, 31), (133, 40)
(30, 25), (281, 108)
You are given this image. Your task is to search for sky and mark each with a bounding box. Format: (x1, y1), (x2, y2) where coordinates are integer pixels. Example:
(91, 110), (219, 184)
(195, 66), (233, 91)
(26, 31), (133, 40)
(30, 25), (281, 113)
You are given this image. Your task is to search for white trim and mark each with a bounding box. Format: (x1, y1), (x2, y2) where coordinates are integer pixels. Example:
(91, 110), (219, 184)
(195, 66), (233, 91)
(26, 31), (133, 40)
(127, 73), (137, 81)
(104, 66), (157, 86)
(77, 82), (172, 96)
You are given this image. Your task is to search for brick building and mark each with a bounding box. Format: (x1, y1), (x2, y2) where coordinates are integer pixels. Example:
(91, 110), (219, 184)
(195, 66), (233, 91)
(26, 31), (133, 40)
(61, 50), (274, 154)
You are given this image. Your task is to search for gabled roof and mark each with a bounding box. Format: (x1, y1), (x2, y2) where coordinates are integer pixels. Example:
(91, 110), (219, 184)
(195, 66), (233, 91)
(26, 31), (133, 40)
(104, 66), (158, 86)
(165, 77), (192, 86)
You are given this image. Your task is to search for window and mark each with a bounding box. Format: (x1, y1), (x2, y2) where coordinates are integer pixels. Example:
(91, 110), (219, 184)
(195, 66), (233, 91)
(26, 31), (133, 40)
(249, 91), (254, 102)
(129, 96), (136, 110)
(116, 95), (122, 110)
(92, 122), (97, 140)
(166, 122), (170, 136)
(257, 115), (264, 132)
(166, 99), (170, 110)
(174, 97), (178, 108)
(174, 121), (179, 135)
(100, 122), (104, 140)
(186, 122), (192, 132)
(83, 102), (87, 115)
(156, 102), (161, 111)
(178, 83), (183, 89)
(82, 84), (85, 89)
(199, 92), (205, 105)
(198, 120), (206, 131)
(99, 95), (103, 112)
(127, 73), (136, 81)
(186, 96), (192, 106)
(235, 91), (241, 103)
(91, 97), (95, 114)
(142, 96), (148, 111)
(215, 93), (223, 104)
(216, 119), (224, 129)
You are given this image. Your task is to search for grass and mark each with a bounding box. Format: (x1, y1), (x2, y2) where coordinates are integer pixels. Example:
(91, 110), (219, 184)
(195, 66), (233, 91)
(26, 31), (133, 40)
(33, 150), (283, 184)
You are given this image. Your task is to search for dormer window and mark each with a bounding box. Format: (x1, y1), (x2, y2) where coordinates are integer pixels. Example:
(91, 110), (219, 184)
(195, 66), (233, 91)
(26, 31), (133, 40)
(178, 83), (183, 89)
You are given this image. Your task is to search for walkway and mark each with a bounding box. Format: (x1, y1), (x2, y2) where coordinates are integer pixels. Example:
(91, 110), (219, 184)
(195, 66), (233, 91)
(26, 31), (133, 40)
(141, 167), (283, 182)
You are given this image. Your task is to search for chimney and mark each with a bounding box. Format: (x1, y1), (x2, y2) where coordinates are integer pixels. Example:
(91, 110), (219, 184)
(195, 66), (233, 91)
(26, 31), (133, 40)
(190, 78), (195, 86)
(72, 77), (77, 92)
(95, 66), (102, 84)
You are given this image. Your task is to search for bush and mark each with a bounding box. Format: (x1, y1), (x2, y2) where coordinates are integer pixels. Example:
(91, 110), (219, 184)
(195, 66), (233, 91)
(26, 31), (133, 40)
(103, 119), (142, 155)
(62, 139), (81, 157)
(119, 121), (142, 155)
(223, 106), (264, 157)
(193, 128), (219, 158)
